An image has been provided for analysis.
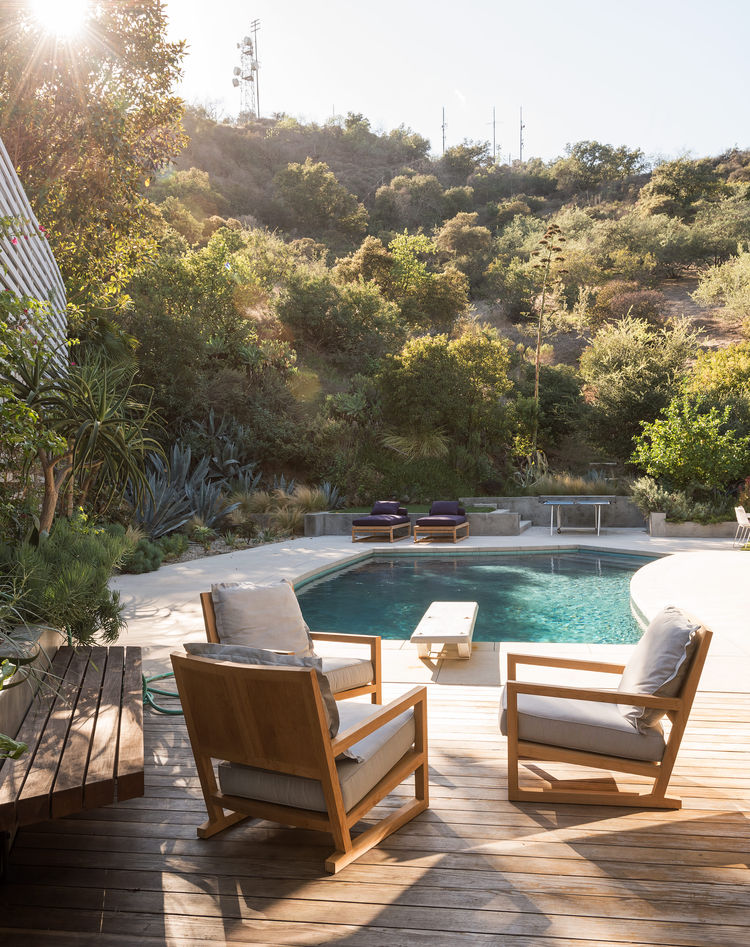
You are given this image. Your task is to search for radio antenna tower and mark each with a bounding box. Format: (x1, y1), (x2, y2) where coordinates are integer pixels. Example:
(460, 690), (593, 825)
(441, 106), (447, 154)
(519, 106), (526, 163)
(232, 19), (261, 119)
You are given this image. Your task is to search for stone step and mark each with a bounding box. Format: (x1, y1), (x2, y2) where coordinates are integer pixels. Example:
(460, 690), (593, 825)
(519, 519), (532, 532)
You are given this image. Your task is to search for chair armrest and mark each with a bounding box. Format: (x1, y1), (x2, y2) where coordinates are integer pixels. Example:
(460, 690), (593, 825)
(507, 679), (681, 711)
(311, 632), (381, 677)
(331, 685), (426, 755)
(507, 652), (626, 678)
(311, 631), (379, 646)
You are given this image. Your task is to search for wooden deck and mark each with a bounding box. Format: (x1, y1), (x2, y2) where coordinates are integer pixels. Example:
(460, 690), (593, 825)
(1, 683), (749, 946)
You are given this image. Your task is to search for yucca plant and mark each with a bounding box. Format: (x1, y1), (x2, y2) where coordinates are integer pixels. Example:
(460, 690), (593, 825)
(381, 430), (450, 460)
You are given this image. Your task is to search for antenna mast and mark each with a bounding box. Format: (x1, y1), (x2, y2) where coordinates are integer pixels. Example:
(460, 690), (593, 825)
(232, 20), (261, 119)
(519, 106), (525, 163)
(442, 106), (447, 154)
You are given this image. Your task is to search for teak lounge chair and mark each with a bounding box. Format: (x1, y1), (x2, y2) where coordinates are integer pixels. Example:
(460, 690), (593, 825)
(414, 501), (469, 543)
(171, 651), (428, 873)
(200, 581), (382, 703)
(500, 606), (712, 809)
(351, 501), (411, 543)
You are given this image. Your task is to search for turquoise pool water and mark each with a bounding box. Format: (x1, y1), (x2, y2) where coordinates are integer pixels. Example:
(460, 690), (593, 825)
(297, 551), (653, 644)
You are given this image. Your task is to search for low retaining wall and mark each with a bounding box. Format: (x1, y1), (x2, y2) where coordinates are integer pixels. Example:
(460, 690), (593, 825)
(460, 496), (646, 529)
(648, 512), (737, 538)
(305, 510), (524, 537)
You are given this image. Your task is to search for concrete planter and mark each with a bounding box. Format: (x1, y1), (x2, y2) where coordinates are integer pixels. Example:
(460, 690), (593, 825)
(0, 625), (63, 740)
(648, 512), (737, 538)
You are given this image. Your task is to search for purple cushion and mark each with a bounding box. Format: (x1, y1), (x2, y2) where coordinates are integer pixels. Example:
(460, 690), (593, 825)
(371, 500), (400, 515)
(353, 514), (410, 526)
(430, 501), (460, 516)
(416, 515), (467, 526)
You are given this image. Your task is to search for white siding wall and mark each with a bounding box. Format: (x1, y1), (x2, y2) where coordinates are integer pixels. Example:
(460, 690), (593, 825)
(0, 135), (67, 346)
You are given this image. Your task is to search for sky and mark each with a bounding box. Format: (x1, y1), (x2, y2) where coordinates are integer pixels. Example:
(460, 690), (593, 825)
(166, 0), (750, 163)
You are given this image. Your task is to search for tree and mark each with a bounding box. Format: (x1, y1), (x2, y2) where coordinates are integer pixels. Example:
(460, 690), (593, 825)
(579, 317), (698, 460)
(273, 158), (368, 243)
(0, 0), (187, 310)
(377, 325), (512, 463)
(632, 397), (750, 491)
(553, 140), (647, 193)
(682, 341), (750, 433)
(437, 141), (492, 186)
(638, 157), (728, 220)
(0, 331), (162, 535)
(434, 212), (493, 287)
(372, 174), (446, 231)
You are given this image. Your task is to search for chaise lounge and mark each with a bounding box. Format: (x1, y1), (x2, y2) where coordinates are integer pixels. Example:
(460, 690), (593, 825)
(351, 500), (411, 543)
(414, 501), (469, 543)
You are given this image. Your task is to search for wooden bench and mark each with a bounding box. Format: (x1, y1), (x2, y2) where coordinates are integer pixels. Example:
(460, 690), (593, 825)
(0, 645), (144, 878)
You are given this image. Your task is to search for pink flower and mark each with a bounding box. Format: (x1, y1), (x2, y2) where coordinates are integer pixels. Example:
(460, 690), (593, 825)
(11, 237), (17, 245)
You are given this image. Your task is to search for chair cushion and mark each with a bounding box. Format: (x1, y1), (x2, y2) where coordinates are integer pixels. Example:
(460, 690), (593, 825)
(352, 514), (409, 526)
(218, 699), (416, 813)
(430, 500), (460, 515)
(371, 500), (401, 515)
(210, 580), (314, 656)
(499, 686), (666, 763)
(617, 605), (700, 733)
(416, 515), (467, 526)
(184, 641), (339, 737)
(320, 656), (375, 694)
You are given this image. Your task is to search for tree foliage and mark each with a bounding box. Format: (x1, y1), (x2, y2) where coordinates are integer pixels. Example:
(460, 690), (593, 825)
(632, 397), (750, 491)
(0, 0), (187, 309)
(579, 317), (698, 460)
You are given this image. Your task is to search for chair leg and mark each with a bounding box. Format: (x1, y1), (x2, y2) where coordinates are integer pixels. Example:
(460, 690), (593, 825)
(324, 795), (427, 874)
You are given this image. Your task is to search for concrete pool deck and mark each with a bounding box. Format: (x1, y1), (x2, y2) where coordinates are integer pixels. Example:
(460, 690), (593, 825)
(112, 527), (749, 693)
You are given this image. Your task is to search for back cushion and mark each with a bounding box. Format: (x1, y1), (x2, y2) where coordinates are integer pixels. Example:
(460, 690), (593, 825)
(371, 500), (400, 515)
(617, 605), (700, 733)
(210, 579), (314, 656)
(430, 500), (460, 516)
(184, 641), (338, 736)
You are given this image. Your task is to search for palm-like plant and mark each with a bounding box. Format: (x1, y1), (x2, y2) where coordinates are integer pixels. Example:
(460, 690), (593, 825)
(0, 340), (163, 534)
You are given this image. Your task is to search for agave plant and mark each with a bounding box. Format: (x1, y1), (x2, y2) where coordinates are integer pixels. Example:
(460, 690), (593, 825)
(270, 473), (297, 496)
(320, 481), (346, 510)
(185, 481), (240, 530)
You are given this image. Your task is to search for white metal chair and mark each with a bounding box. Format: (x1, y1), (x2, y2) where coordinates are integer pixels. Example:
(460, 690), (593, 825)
(733, 506), (750, 548)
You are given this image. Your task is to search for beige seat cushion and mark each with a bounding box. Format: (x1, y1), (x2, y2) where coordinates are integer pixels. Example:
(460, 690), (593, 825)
(218, 700), (416, 813)
(320, 656), (374, 693)
(618, 605), (699, 733)
(499, 686), (666, 763)
(210, 580), (313, 656)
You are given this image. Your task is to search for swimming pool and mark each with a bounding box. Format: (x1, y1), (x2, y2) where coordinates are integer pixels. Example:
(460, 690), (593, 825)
(297, 551), (653, 644)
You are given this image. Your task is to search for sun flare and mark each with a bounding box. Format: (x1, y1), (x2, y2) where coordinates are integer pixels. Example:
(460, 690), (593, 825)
(29, 0), (90, 38)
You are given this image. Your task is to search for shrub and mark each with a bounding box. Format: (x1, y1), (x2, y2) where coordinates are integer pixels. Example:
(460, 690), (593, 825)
(157, 533), (189, 560)
(120, 537), (164, 574)
(2, 513), (133, 645)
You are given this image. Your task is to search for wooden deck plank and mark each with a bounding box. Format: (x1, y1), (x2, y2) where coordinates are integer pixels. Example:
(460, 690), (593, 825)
(115, 646), (144, 801)
(2, 684), (749, 946)
(82, 646), (125, 810)
(50, 648), (107, 819)
(14, 649), (90, 827)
